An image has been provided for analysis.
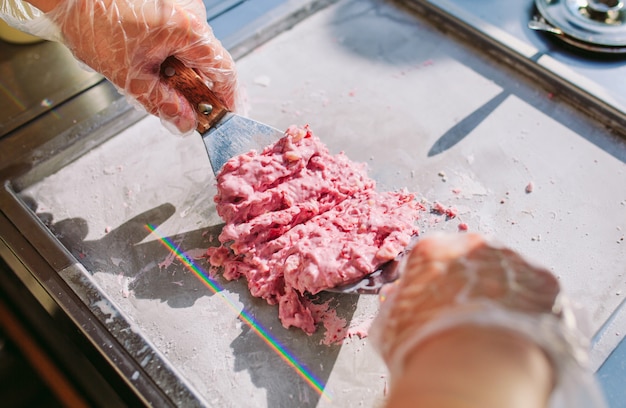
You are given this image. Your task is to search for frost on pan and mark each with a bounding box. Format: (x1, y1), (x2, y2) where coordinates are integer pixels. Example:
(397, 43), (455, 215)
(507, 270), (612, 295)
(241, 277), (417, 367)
(206, 125), (423, 334)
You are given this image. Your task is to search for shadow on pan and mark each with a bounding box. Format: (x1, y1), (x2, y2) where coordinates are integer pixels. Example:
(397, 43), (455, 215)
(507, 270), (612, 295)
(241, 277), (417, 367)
(21, 197), (358, 408)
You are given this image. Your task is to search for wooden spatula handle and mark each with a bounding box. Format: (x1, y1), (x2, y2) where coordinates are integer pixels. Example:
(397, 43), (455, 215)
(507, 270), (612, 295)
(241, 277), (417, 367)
(160, 56), (229, 133)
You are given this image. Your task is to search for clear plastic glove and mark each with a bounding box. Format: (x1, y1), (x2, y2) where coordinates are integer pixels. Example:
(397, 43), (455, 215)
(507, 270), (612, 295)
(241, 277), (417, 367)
(21, 0), (238, 135)
(370, 232), (606, 408)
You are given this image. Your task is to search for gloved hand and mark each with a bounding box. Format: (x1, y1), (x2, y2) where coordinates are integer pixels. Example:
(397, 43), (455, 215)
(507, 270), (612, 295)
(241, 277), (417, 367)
(22, 0), (238, 135)
(370, 232), (606, 408)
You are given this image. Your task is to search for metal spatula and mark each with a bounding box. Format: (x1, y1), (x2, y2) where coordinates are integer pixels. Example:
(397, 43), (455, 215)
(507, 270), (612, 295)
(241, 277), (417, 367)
(160, 56), (283, 175)
(323, 255), (405, 295)
(161, 57), (413, 295)
(324, 238), (417, 294)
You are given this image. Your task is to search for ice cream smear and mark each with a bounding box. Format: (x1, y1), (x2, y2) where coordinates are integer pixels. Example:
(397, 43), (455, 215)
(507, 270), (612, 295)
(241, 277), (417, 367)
(206, 125), (423, 335)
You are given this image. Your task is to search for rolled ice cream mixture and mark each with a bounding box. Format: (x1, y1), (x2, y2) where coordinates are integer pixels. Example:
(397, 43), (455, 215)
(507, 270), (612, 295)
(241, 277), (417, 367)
(206, 125), (423, 335)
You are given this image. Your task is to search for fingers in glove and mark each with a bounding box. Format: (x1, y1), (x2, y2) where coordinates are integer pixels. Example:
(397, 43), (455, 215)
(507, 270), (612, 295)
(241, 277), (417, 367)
(45, 0), (238, 134)
(374, 233), (564, 366)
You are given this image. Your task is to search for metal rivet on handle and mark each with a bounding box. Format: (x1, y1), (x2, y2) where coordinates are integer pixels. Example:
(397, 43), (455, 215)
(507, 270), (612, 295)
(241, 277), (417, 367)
(199, 103), (213, 115)
(163, 66), (176, 77)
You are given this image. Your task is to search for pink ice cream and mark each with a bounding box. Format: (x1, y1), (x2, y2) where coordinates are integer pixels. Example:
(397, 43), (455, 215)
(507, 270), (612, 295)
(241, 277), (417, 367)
(207, 125), (423, 334)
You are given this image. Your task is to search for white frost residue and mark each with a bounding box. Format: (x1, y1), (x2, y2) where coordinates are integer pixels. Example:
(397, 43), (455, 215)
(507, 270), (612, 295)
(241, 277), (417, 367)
(121, 277), (134, 298)
(92, 299), (119, 324)
(253, 75), (271, 87)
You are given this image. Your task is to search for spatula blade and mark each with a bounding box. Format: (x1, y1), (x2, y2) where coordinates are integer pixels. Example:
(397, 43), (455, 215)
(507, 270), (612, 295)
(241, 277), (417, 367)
(159, 56), (284, 176)
(204, 113), (284, 175)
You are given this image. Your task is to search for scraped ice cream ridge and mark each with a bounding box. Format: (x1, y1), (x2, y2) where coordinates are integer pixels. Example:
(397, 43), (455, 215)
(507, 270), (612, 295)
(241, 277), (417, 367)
(207, 125), (424, 335)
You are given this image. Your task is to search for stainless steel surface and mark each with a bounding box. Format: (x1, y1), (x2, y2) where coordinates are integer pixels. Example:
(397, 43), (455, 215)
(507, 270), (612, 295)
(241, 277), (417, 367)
(528, 18), (566, 36)
(0, 1), (348, 406)
(0, 41), (103, 137)
(5, 0), (626, 406)
(425, 0), (626, 122)
(535, 0), (626, 47)
(0, 0), (625, 407)
(0, 83), (137, 189)
(528, 15), (626, 53)
(203, 113), (284, 174)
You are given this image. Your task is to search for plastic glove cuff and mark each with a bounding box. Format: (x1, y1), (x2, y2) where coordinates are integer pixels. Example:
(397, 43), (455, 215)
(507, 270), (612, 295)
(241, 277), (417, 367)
(372, 299), (607, 408)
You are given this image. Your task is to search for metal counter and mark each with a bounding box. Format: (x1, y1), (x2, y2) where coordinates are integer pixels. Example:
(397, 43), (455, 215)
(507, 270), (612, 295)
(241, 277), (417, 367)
(1, 0), (625, 407)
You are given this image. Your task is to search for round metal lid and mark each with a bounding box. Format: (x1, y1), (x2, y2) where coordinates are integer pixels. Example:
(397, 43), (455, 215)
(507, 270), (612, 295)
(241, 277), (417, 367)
(535, 0), (626, 47)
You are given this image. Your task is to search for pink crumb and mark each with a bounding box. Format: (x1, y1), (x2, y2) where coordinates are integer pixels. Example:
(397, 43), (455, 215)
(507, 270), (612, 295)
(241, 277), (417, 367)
(432, 202), (457, 219)
(433, 202), (446, 213)
(309, 301), (348, 345)
(186, 248), (208, 260)
(525, 181), (534, 193)
(208, 266), (219, 278)
(458, 222), (469, 231)
(158, 250), (177, 269)
(347, 318), (373, 339)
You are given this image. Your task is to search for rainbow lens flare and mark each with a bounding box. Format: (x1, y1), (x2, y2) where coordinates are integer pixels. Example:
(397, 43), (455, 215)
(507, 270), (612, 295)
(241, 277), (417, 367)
(145, 224), (331, 401)
(0, 82), (26, 110)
